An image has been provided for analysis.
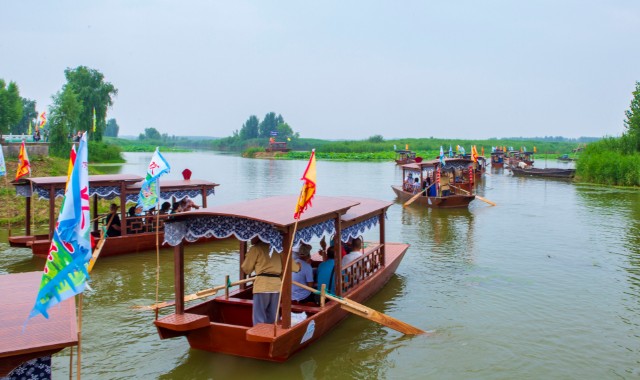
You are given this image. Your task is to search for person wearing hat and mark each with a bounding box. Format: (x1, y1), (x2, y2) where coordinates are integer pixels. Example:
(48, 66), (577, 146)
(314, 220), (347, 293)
(291, 243), (316, 304)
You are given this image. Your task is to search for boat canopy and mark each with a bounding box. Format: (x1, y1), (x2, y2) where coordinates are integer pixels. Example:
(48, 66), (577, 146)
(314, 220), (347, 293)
(13, 174), (218, 202)
(401, 157), (474, 171)
(163, 195), (390, 254)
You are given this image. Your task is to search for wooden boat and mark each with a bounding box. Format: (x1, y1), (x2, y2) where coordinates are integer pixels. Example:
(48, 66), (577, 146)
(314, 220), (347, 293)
(506, 150), (535, 167)
(510, 166), (575, 179)
(391, 158), (476, 208)
(394, 149), (417, 165)
(557, 154), (575, 162)
(9, 174), (219, 258)
(154, 195), (410, 361)
(490, 149), (505, 167)
(0, 271), (78, 377)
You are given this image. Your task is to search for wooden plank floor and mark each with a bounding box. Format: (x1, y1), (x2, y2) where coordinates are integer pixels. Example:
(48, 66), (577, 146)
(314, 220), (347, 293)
(0, 271), (78, 359)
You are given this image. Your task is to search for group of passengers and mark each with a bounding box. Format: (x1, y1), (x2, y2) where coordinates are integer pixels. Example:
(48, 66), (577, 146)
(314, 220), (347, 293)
(241, 235), (366, 326)
(104, 197), (201, 237)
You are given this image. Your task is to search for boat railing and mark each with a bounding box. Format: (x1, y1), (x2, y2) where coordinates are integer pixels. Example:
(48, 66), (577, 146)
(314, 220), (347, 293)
(99, 213), (172, 235)
(341, 243), (384, 293)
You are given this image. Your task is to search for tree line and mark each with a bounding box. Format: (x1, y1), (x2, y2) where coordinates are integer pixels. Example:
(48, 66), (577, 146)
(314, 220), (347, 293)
(0, 66), (121, 157)
(212, 112), (299, 150)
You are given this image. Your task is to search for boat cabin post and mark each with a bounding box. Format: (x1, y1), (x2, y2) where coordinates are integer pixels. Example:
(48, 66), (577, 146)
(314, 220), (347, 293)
(47, 186), (55, 239)
(239, 241), (247, 290)
(280, 229), (293, 328)
(379, 212), (386, 266)
(334, 214), (342, 297)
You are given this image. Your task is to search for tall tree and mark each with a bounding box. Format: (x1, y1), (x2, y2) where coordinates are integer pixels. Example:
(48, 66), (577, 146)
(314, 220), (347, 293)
(624, 81), (640, 151)
(258, 112), (278, 138)
(64, 66), (117, 142)
(105, 118), (120, 137)
(13, 98), (37, 135)
(139, 127), (161, 140)
(0, 79), (23, 136)
(275, 122), (295, 138)
(239, 115), (259, 140)
(48, 87), (81, 157)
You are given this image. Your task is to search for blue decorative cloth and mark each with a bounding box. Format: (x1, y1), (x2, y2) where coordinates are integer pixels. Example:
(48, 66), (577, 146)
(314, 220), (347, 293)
(2, 356), (51, 380)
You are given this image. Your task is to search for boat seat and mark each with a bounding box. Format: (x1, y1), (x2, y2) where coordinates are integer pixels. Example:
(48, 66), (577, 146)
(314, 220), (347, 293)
(154, 312), (210, 332)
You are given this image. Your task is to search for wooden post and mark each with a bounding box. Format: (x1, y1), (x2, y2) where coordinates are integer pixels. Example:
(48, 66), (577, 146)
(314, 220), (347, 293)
(379, 212), (386, 266)
(25, 195), (31, 236)
(201, 186), (208, 208)
(280, 230), (292, 329)
(49, 187), (55, 239)
(224, 275), (230, 299)
(174, 243), (185, 315)
(239, 241), (247, 290)
(334, 215), (342, 296)
(320, 284), (326, 308)
(92, 195), (98, 232)
(119, 182), (127, 236)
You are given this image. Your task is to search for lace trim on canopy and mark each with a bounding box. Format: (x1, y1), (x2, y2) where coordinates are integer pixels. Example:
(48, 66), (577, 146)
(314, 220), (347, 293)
(340, 215), (380, 242)
(164, 216), (337, 255)
(126, 188), (215, 204)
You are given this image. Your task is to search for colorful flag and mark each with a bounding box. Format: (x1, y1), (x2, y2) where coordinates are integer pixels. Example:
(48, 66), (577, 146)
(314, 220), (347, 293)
(481, 146), (485, 156)
(448, 145), (453, 157)
(92, 108), (96, 132)
(15, 141), (31, 180)
(439, 146), (445, 168)
(0, 145), (5, 176)
(472, 145), (478, 163)
(137, 147), (171, 211)
(39, 111), (47, 127)
(29, 134), (91, 319)
(66, 145), (77, 190)
(294, 149), (317, 219)
(27, 121), (32, 135)
(533, 146), (537, 153)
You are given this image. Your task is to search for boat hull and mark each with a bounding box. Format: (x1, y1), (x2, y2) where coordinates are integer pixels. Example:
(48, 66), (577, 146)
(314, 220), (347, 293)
(155, 242), (409, 361)
(510, 167), (575, 179)
(391, 186), (475, 208)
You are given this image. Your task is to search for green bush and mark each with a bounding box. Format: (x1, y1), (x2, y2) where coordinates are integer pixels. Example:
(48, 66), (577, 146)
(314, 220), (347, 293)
(88, 141), (124, 163)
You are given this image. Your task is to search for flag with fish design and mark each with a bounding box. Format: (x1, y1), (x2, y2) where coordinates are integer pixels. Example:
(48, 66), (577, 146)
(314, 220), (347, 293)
(294, 149), (316, 219)
(138, 147), (171, 211)
(29, 133), (91, 319)
(439, 146), (445, 168)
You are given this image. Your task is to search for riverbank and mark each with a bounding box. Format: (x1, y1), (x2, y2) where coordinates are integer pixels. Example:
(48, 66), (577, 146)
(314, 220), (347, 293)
(0, 156), (111, 227)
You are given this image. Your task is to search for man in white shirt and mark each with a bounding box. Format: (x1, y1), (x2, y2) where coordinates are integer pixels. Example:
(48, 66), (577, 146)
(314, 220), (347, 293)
(291, 243), (316, 304)
(342, 238), (363, 267)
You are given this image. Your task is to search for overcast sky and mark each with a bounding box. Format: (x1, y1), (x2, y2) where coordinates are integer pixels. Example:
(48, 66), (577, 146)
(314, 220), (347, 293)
(2, 1), (639, 140)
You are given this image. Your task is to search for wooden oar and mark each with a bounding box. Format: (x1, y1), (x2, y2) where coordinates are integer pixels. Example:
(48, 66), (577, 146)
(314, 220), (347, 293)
(403, 183), (435, 207)
(87, 212), (116, 272)
(450, 185), (497, 206)
(293, 281), (425, 335)
(134, 277), (256, 311)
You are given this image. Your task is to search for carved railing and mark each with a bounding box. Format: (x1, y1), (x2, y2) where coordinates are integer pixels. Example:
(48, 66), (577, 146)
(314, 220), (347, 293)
(101, 214), (170, 235)
(341, 244), (384, 293)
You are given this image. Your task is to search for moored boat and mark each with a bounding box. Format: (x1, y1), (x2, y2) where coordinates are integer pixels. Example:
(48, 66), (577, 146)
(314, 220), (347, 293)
(510, 166), (576, 179)
(392, 158), (476, 208)
(153, 195), (411, 361)
(9, 174), (219, 258)
(491, 149), (505, 167)
(394, 149), (417, 165)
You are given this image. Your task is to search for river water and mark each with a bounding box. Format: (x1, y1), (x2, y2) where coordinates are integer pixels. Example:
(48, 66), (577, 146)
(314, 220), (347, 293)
(1, 151), (639, 379)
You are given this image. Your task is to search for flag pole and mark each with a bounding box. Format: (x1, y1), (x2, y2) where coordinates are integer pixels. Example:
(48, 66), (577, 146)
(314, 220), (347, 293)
(154, 201), (161, 321)
(76, 293), (83, 380)
(272, 184), (307, 336)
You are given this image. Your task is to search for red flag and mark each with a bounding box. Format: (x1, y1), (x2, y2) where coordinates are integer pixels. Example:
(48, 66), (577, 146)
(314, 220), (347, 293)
(294, 149), (317, 219)
(15, 141), (31, 180)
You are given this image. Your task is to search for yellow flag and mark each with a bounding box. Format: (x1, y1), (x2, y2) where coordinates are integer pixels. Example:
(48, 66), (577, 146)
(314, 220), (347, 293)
(92, 108), (97, 132)
(294, 149), (317, 219)
(15, 141), (31, 180)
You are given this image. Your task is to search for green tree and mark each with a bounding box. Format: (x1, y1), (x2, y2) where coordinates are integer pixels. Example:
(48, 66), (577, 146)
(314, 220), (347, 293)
(139, 127), (161, 140)
(368, 135), (385, 143)
(13, 98), (37, 135)
(258, 112), (278, 138)
(48, 87), (81, 157)
(624, 81), (640, 151)
(275, 122), (295, 139)
(105, 118), (119, 137)
(0, 79), (23, 136)
(64, 66), (118, 142)
(239, 115), (259, 140)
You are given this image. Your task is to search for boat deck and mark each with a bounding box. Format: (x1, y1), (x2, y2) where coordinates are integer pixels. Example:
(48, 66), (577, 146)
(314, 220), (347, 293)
(0, 272), (78, 377)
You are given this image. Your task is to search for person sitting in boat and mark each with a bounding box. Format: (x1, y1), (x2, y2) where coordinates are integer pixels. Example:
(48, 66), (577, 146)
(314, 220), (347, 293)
(342, 238), (363, 267)
(178, 197), (200, 212)
(422, 177), (431, 196)
(412, 177), (421, 194)
(316, 247), (336, 294)
(171, 202), (180, 214)
(159, 201), (171, 215)
(105, 203), (121, 237)
(291, 243), (317, 305)
(241, 237), (299, 326)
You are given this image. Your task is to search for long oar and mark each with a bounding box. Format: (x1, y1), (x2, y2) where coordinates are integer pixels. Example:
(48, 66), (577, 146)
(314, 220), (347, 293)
(293, 281), (425, 335)
(134, 277), (256, 311)
(87, 212), (116, 272)
(450, 185), (497, 206)
(403, 183), (435, 207)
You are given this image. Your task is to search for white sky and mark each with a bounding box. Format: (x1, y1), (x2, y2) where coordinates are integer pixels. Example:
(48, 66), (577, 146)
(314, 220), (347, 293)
(1, 1), (639, 139)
